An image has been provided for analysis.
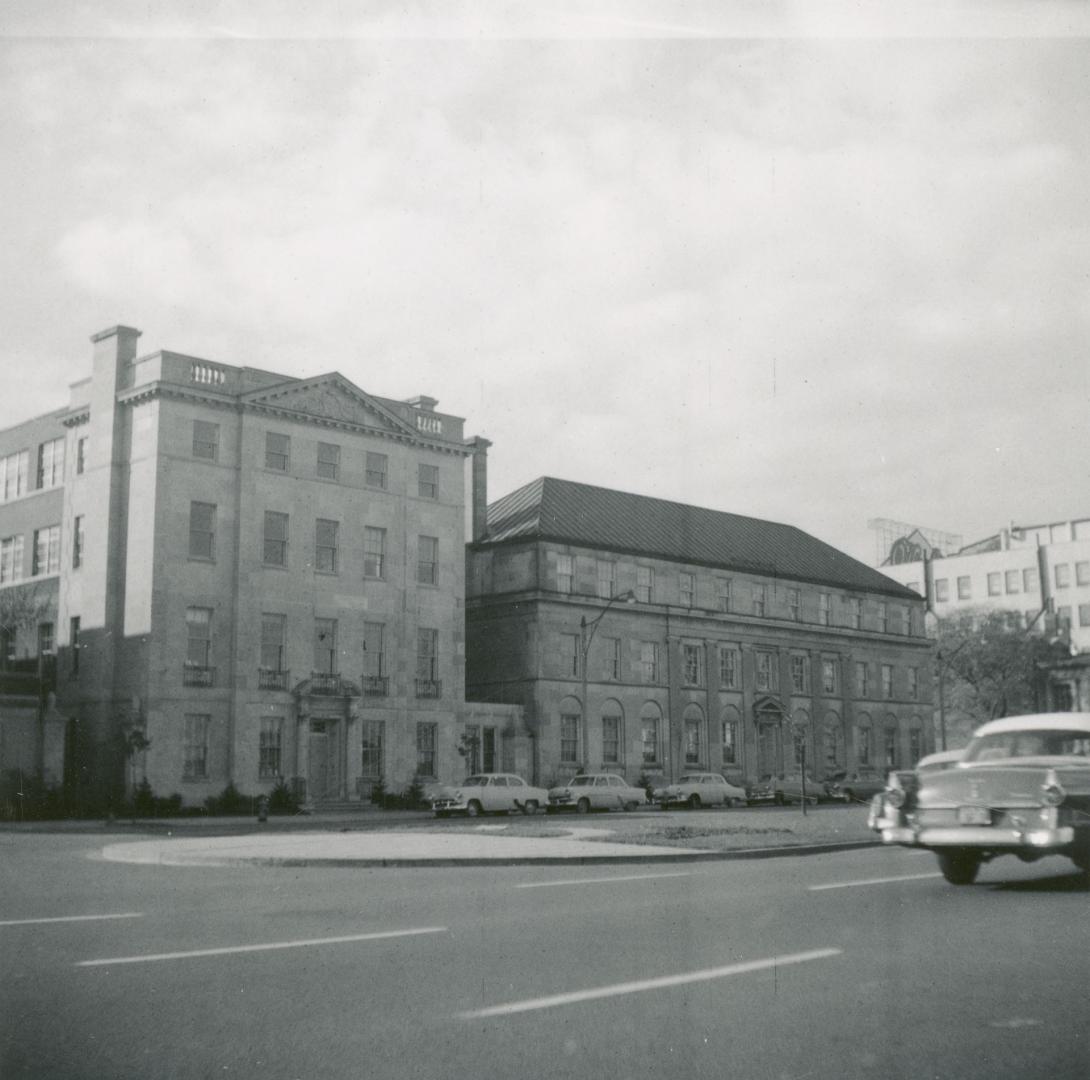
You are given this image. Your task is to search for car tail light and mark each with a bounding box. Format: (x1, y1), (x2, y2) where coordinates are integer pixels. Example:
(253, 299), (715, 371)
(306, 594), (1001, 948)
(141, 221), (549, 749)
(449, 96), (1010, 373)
(1040, 782), (1065, 807)
(886, 787), (906, 809)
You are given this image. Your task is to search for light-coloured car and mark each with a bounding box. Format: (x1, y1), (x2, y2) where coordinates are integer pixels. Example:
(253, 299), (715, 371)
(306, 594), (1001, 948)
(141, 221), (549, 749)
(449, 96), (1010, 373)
(872, 712), (1090, 884)
(914, 749), (963, 775)
(547, 773), (647, 813)
(656, 772), (747, 810)
(431, 773), (549, 817)
(824, 767), (887, 803)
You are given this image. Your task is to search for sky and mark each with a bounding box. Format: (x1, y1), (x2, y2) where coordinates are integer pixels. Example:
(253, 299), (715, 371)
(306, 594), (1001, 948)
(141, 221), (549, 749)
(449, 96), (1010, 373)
(1, 1), (1088, 564)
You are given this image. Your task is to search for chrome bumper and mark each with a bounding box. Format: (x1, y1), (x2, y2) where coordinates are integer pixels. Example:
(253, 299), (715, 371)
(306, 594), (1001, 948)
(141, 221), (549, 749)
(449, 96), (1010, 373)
(880, 824), (1075, 849)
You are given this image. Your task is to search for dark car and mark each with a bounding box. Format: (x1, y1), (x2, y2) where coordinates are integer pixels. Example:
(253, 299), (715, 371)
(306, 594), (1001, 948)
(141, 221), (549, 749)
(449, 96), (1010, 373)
(825, 767), (887, 803)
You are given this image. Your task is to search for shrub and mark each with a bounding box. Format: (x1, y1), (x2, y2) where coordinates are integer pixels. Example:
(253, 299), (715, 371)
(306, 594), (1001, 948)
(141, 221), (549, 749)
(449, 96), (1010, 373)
(637, 772), (656, 800)
(369, 778), (387, 806)
(204, 782), (249, 816)
(402, 777), (428, 810)
(267, 780), (299, 815)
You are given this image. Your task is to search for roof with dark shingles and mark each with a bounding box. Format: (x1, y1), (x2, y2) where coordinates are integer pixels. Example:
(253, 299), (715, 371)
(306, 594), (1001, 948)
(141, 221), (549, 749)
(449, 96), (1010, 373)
(480, 477), (918, 599)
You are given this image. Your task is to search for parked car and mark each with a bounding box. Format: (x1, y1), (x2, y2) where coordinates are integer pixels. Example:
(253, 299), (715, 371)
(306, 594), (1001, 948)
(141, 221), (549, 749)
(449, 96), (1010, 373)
(746, 774), (786, 806)
(547, 774), (647, 813)
(914, 749), (963, 775)
(778, 772), (823, 805)
(431, 773), (550, 817)
(655, 773), (748, 810)
(824, 767), (887, 803)
(746, 773), (822, 805)
(871, 712), (1090, 884)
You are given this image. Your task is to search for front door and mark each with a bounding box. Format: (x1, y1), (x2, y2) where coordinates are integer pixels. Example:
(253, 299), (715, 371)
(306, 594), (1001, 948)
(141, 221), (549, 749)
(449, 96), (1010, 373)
(757, 723), (782, 777)
(308, 720), (336, 799)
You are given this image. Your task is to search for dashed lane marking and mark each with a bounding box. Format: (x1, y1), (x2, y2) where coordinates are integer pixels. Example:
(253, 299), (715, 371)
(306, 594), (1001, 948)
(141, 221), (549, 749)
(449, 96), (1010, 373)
(515, 871), (693, 889)
(1, 913), (144, 927)
(808, 872), (942, 891)
(457, 947), (842, 1019)
(76, 926), (447, 967)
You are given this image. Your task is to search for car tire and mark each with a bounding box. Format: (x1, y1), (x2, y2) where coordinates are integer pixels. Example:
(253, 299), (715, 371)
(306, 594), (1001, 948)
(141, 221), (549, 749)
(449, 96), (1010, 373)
(774, 792), (785, 806)
(937, 849), (981, 885)
(466, 800), (483, 818)
(576, 797), (591, 815)
(522, 800), (539, 816)
(842, 789), (854, 803)
(688, 794), (701, 810)
(624, 801), (639, 812)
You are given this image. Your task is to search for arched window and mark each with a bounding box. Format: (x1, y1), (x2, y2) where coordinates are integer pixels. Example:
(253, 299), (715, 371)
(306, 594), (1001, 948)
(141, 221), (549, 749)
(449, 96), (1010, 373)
(640, 702), (663, 766)
(683, 703), (705, 766)
(855, 711), (872, 767)
(884, 715), (899, 769)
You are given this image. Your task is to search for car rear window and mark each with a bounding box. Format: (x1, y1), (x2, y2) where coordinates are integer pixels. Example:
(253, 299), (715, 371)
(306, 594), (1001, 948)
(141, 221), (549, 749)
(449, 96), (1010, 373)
(964, 729), (1090, 762)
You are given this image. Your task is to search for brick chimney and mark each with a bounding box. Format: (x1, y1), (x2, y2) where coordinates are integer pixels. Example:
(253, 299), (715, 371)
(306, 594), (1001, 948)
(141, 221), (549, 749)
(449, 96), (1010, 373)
(466, 436), (491, 541)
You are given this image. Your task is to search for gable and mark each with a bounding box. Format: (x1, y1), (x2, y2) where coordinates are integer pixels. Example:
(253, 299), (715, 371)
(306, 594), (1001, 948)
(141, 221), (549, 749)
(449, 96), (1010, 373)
(243, 374), (416, 435)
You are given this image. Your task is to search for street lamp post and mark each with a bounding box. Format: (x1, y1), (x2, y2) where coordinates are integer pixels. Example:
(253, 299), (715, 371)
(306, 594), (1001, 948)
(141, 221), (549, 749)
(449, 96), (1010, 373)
(580, 590), (636, 769)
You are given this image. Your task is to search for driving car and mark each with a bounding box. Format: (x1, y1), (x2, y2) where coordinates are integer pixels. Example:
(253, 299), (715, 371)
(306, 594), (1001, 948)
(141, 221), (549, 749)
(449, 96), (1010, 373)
(431, 773), (550, 817)
(824, 767), (887, 803)
(871, 712), (1090, 884)
(655, 772), (747, 810)
(547, 773), (647, 813)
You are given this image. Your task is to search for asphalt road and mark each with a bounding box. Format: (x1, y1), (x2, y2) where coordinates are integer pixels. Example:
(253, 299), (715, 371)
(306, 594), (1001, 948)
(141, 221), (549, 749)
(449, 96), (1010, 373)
(2, 833), (1088, 1080)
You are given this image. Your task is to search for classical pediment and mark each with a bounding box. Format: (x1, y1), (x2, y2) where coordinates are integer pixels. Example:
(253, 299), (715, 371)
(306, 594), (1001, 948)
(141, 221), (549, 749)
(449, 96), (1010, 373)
(244, 374), (416, 435)
(753, 695), (787, 723)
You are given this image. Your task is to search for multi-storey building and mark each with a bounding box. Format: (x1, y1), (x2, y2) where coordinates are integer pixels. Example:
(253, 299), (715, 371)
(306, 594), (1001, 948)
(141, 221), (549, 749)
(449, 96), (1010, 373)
(1, 324), (511, 808)
(466, 477), (934, 788)
(878, 518), (1090, 653)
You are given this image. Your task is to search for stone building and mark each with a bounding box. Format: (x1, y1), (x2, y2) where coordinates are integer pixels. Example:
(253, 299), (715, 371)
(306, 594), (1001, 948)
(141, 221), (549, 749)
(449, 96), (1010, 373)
(1, 324), (519, 809)
(466, 477), (934, 789)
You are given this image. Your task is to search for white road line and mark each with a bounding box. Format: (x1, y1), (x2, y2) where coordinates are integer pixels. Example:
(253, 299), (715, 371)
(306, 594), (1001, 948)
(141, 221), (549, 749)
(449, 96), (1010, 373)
(76, 926), (447, 967)
(515, 871), (693, 889)
(808, 872), (942, 892)
(1, 912), (144, 927)
(457, 947), (842, 1019)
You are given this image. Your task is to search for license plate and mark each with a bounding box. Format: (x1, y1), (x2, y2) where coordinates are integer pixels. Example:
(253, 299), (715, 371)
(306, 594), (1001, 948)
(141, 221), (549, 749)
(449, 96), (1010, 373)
(957, 805), (991, 826)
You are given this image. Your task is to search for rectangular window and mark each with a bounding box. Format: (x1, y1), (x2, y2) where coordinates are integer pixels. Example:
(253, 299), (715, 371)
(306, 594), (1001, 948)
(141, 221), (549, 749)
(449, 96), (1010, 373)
(682, 643), (703, 686)
(636, 565), (654, 603)
(790, 655), (809, 694)
(597, 560), (615, 600)
(685, 719), (702, 765)
(856, 661), (869, 698)
(885, 729), (899, 769)
(363, 526), (386, 578)
(556, 554), (573, 594)
(857, 727), (871, 766)
(721, 720), (738, 766)
(72, 515), (84, 569)
(601, 715), (621, 764)
(951, 577), (969, 601)
(604, 637), (621, 680)
(1056, 605), (1072, 629)
(987, 571), (1001, 596)
(69, 616), (80, 674)
(560, 714), (580, 764)
(752, 584), (766, 617)
(756, 651), (775, 691)
(265, 432), (290, 471)
(719, 646), (738, 689)
(1, 449), (29, 501)
(417, 463), (439, 499)
(258, 718), (283, 779)
(417, 535), (438, 585)
(38, 621), (54, 656)
(186, 607), (212, 669)
(849, 597), (862, 627)
(363, 621), (386, 677)
(878, 600), (889, 631)
(263, 511), (288, 566)
(1079, 603), (1090, 628)
(822, 658), (839, 695)
(563, 633), (580, 677)
(36, 437), (65, 489)
(717, 578), (732, 613)
(1005, 570), (1020, 594)
(192, 420), (219, 461)
(1076, 561), (1090, 587)
(416, 722), (438, 777)
(416, 627), (439, 681)
(189, 502), (215, 560)
(787, 587), (800, 621)
(260, 613), (286, 672)
(881, 664), (894, 699)
(32, 525), (60, 576)
(361, 720), (385, 778)
(680, 572), (695, 608)
(818, 593), (830, 626)
(1055, 563), (1071, 589)
(183, 714), (210, 780)
(365, 451), (388, 489)
(317, 441), (340, 480)
(76, 436), (87, 475)
(1023, 567), (1039, 593)
(315, 519), (339, 573)
(908, 667), (919, 700)
(314, 618), (338, 674)
(641, 716), (659, 764)
(640, 642), (658, 683)
(0, 535), (24, 583)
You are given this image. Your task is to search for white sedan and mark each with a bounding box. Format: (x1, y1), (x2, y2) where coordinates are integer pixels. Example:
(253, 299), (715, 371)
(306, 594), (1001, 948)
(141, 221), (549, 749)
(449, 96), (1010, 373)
(431, 774), (549, 817)
(547, 774), (647, 813)
(656, 772), (747, 810)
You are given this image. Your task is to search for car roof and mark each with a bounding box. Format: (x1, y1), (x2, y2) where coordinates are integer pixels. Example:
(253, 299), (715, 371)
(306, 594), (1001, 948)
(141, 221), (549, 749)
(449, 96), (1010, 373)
(973, 712), (1090, 737)
(916, 749), (963, 767)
